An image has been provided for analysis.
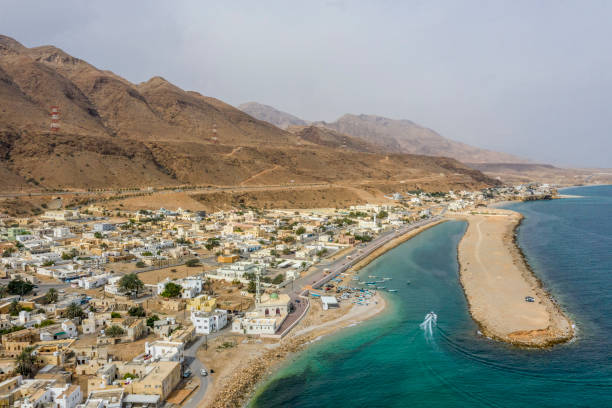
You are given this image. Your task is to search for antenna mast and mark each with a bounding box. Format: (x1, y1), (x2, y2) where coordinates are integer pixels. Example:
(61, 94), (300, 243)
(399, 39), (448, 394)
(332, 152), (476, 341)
(50, 106), (60, 132)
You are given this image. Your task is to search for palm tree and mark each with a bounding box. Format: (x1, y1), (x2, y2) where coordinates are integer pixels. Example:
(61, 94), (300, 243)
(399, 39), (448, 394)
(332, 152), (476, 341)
(106, 325), (125, 338)
(65, 302), (85, 319)
(118, 273), (144, 297)
(16, 346), (36, 377)
(9, 300), (21, 316)
(45, 288), (58, 304)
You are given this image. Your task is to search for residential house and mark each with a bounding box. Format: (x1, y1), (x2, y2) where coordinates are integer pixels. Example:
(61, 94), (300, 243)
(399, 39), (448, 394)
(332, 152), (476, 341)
(190, 309), (228, 335)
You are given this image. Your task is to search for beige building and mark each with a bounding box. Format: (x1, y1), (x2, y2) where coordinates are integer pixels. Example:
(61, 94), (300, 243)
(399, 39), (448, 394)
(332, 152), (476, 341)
(187, 295), (217, 312)
(1, 328), (38, 357)
(129, 361), (180, 400)
(255, 293), (290, 317)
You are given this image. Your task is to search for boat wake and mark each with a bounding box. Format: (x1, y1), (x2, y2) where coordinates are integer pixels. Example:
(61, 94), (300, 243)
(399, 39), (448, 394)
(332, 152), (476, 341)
(420, 311), (437, 341)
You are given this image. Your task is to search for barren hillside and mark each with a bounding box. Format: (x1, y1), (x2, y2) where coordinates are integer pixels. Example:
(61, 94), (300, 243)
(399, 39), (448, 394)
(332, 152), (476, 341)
(0, 35), (498, 202)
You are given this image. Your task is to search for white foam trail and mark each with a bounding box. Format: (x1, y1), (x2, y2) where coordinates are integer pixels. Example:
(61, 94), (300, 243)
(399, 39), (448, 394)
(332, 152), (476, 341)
(420, 312), (438, 341)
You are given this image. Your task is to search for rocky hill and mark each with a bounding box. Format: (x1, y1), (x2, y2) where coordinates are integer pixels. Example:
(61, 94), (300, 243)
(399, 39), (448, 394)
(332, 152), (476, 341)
(0, 35), (498, 196)
(320, 114), (527, 164)
(241, 102), (527, 164)
(287, 125), (382, 153)
(239, 102), (308, 129)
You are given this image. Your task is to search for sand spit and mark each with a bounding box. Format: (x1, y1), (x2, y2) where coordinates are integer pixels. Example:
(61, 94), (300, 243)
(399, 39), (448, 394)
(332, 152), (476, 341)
(452, 208), (573, 347)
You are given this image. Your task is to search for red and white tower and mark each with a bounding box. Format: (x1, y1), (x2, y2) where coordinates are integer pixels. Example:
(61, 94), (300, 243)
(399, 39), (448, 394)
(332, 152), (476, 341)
(210, 123), (218, 143)
(50, 106), (60, 132)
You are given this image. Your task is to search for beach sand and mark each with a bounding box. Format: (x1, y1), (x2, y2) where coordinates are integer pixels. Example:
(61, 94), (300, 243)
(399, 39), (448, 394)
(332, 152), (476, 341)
(197, 294), (386, 408)
(453, 208), (573, 347)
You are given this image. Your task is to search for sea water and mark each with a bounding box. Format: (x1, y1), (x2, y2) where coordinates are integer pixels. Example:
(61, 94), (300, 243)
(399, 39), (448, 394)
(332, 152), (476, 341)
(250, 185), (612, 407)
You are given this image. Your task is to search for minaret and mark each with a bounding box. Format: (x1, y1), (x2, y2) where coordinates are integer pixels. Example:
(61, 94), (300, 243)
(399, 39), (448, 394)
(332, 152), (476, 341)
(255, 270), (261, 304)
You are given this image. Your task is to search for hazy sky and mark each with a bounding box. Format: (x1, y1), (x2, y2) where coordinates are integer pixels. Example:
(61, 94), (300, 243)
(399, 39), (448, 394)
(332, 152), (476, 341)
(2, 1), (611, 167)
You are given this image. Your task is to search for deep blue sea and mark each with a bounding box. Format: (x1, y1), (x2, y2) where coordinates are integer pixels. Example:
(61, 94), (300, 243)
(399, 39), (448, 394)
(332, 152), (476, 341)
(250, 185), (612, 408)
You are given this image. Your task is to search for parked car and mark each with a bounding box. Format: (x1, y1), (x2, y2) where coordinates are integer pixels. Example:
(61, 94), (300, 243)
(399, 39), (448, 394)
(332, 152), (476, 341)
(183, 369), (192, 378)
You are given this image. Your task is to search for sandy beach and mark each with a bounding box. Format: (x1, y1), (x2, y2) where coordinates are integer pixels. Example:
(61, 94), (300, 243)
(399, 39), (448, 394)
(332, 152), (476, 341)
(452, 208), (574, 347)
(196, 294), (386, 408)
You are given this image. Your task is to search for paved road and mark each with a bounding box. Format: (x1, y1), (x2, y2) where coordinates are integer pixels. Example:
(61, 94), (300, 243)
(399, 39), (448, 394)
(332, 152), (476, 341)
(283, 216), (443, 295)
(182, 335), (213, 408)
(0, 182), (332, 199)
(274, 293), (309, 335)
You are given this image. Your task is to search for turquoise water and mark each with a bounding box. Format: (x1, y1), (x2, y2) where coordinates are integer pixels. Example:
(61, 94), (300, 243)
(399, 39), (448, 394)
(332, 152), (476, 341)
(251, 185), (612, 408)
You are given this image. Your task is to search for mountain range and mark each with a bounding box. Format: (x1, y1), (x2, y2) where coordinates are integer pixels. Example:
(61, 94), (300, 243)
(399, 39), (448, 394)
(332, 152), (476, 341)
(239, 103), (526, 164)
(0, 34), (497, 198)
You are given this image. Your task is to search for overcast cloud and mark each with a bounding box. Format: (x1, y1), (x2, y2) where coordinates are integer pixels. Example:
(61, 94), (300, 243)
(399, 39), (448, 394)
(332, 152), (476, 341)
(2, 0), (611, 167)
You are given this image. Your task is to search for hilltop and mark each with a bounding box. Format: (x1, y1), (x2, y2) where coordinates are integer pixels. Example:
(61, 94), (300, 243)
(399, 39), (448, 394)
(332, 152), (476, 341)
(239, 102), (309, 129)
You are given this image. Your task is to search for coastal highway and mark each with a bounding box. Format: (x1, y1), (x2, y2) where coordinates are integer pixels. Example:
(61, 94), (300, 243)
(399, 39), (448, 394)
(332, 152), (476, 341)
(283, 215), (443, 296)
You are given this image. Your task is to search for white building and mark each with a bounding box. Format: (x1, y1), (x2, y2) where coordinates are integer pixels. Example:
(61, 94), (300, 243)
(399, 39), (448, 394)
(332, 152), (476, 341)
(190, 309), (228, 334)
(156, 276), (203, 299)
(231, 316), (279, 335)
(53, 227), (75, 239)
(52, 384), (82, 408)
(41, 210), (81, 221)
(211, 261), (264, 282)
(62, 320), (78, 338)
(78, 274), (110, 289)
(321, 296), (339, 310)
(18, 310), (31, 325)
(104, 276), (122, 295)
(145, 340), (184, 363)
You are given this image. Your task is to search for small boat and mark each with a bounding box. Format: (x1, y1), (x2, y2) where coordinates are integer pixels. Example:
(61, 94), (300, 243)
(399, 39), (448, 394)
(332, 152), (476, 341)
(377, 286), (386, 289)
(368, 275), (378, 278)
(388, 289), (397, 292)
(406, 281), (411, 285)
(383, 277), (392, 281)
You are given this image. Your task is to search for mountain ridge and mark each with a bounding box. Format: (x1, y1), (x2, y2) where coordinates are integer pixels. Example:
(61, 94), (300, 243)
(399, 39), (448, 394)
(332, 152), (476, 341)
(240, 102), (527, 164)
(0, 34), (498, 196)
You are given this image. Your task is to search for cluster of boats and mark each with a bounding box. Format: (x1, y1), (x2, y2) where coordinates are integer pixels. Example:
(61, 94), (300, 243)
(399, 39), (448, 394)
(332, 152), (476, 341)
(334, 285), (378, 305)
(349, 275), (401, 292)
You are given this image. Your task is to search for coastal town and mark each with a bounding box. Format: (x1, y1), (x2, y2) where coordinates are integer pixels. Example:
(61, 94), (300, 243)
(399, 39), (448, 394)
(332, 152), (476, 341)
(0, 183), (559, 408)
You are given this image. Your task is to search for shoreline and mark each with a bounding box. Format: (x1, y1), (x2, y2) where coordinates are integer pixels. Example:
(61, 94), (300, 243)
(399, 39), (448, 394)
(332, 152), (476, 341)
(452, 208), (574, 347)
(246, 294), (388, 407)
(199, 293), (387, 408)
(198, 220), (439, 408)
(350, 219), (446, 272)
